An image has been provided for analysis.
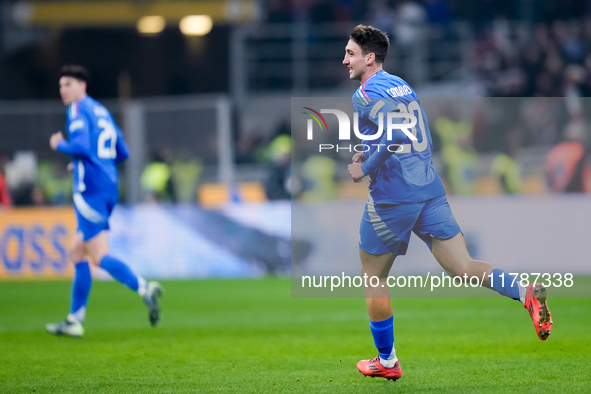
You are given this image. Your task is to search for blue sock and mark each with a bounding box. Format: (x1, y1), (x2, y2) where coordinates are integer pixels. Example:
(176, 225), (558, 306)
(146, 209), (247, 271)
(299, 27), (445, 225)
(68, 261), (92, 323)
(490, 268), (520, 301)
(369, 316), (394, 360)
(99, 255), (141, 293)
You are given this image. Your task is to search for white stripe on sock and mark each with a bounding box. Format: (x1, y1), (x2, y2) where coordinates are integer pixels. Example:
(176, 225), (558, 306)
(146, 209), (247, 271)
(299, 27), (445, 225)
(379, 346), (398, 368)
(137, 277), (147, 297)
(68, 307), (86, 324)
(518, 282), (527, 304)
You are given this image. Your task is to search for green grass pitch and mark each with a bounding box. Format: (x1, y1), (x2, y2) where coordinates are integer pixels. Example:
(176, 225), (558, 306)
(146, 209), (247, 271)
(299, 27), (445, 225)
(0, 278), (589, 393)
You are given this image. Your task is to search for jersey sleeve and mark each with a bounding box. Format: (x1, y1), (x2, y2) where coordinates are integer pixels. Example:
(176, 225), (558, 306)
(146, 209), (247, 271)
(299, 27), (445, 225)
(57, 115), (91, 157)
(358, 87), (416, 174)
(113, 119), (129, 162)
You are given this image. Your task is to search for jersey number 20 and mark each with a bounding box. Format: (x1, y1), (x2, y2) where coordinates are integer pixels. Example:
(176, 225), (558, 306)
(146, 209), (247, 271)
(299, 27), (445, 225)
(97, 118), (118, 159)
(396, 101), (428, 153)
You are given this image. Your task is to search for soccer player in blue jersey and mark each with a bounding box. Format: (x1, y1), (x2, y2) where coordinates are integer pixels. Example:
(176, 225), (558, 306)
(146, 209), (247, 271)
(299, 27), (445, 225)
(343, 25), (552, 381)
(46, 65), (162, 338)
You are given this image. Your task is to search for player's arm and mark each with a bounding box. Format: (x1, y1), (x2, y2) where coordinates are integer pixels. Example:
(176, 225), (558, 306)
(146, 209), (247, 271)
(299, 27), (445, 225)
(359, 125), (408, 175)
(348, 93), (408, 181)
(50, 118), (91, 157)
(352, 152), (366, 163)
(348, 153), (366, 183)
(114, 124), (129, 162)
(358, 91), (415, 175)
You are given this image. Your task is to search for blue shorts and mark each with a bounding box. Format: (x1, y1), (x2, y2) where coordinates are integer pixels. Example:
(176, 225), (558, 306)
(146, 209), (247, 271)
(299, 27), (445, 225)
(73, 192), (117, 241)
(359, 194), (461, 256)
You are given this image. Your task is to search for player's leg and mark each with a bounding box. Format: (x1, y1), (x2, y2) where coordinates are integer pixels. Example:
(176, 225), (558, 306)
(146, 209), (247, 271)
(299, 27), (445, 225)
(84, 231), (163, 327)
(431, 233), (552, 339)
(431, 233), (521, 297)
(85, 231), (144, 292)
(357, 249), (402, 380)
(413, 195), (523, 298)
(417, 195), (552, 339)
(361, 249), (398, 361)
(46, 232), (90, 338)
(356, 199), (418, 380)
(362, 249), (395, 320)
(68, 233), (92, 324)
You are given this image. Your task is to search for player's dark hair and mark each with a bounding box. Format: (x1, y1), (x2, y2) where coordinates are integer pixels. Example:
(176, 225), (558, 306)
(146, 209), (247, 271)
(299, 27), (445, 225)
(350, 25), (389, 63)
(60, 65), (90, 84)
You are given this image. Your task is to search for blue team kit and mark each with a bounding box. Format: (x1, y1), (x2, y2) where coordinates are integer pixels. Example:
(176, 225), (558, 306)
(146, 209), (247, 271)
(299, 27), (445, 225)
(352, 70), (461, 255)
(57, 96), (129, 241)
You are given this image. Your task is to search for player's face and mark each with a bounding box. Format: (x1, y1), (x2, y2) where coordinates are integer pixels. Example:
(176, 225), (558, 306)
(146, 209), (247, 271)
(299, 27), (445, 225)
(59, 76), (86, 106)
(343, 39), (367, 81)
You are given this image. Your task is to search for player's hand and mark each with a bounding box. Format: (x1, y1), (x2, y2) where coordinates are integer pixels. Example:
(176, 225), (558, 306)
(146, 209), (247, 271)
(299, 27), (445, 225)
(49, 132), (64, 150)
(67, 162), (74, 173)
(352, 152), (366, 163)
(348, 162), (365, 183)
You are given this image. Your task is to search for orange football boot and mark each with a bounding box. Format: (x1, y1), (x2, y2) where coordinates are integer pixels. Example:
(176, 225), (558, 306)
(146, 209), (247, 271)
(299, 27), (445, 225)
(356, 356), (402, 381)
(524, 283), (553, 340)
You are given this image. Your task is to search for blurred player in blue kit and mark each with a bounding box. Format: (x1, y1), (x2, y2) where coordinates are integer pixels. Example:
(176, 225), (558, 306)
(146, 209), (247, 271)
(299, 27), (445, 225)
(46, 65), (162, 338)
(343, 26), (552, 381)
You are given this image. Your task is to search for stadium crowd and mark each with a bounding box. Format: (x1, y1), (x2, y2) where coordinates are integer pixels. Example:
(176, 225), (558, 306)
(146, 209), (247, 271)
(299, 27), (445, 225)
(1, 0), (591, 207)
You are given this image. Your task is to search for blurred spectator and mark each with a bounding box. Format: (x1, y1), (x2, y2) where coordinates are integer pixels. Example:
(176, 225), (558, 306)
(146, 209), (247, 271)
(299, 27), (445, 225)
(518, 97), (561, 148)
(37, 160), (72, 205)
(30, 185), (48, 206)
(435, 112), (480, 195)
(554, 20), (585, 64)
(472, 18), (591, 98)
(263, 125), (292, 200)
(564, 64), (588, 101)
(5, 151), (38, 206)
(367, 0), (396, 34)
(394, 1), (427, 46)
(521, 44), (543, 95)
(141, 149), (177, 203)
(494, 54), (528, 97)
(545, 121), (590, 193)
(490, 130), (523, 194)
(424, 0), (454, 29)
(236, 133), (266, 164)
(300, 155), (338, 200)
(171, 149), (203, 203)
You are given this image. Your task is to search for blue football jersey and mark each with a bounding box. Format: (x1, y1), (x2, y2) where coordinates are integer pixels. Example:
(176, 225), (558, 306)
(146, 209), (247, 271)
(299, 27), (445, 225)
(57, 96), (129, 197)
(353, 70), (445, 204)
